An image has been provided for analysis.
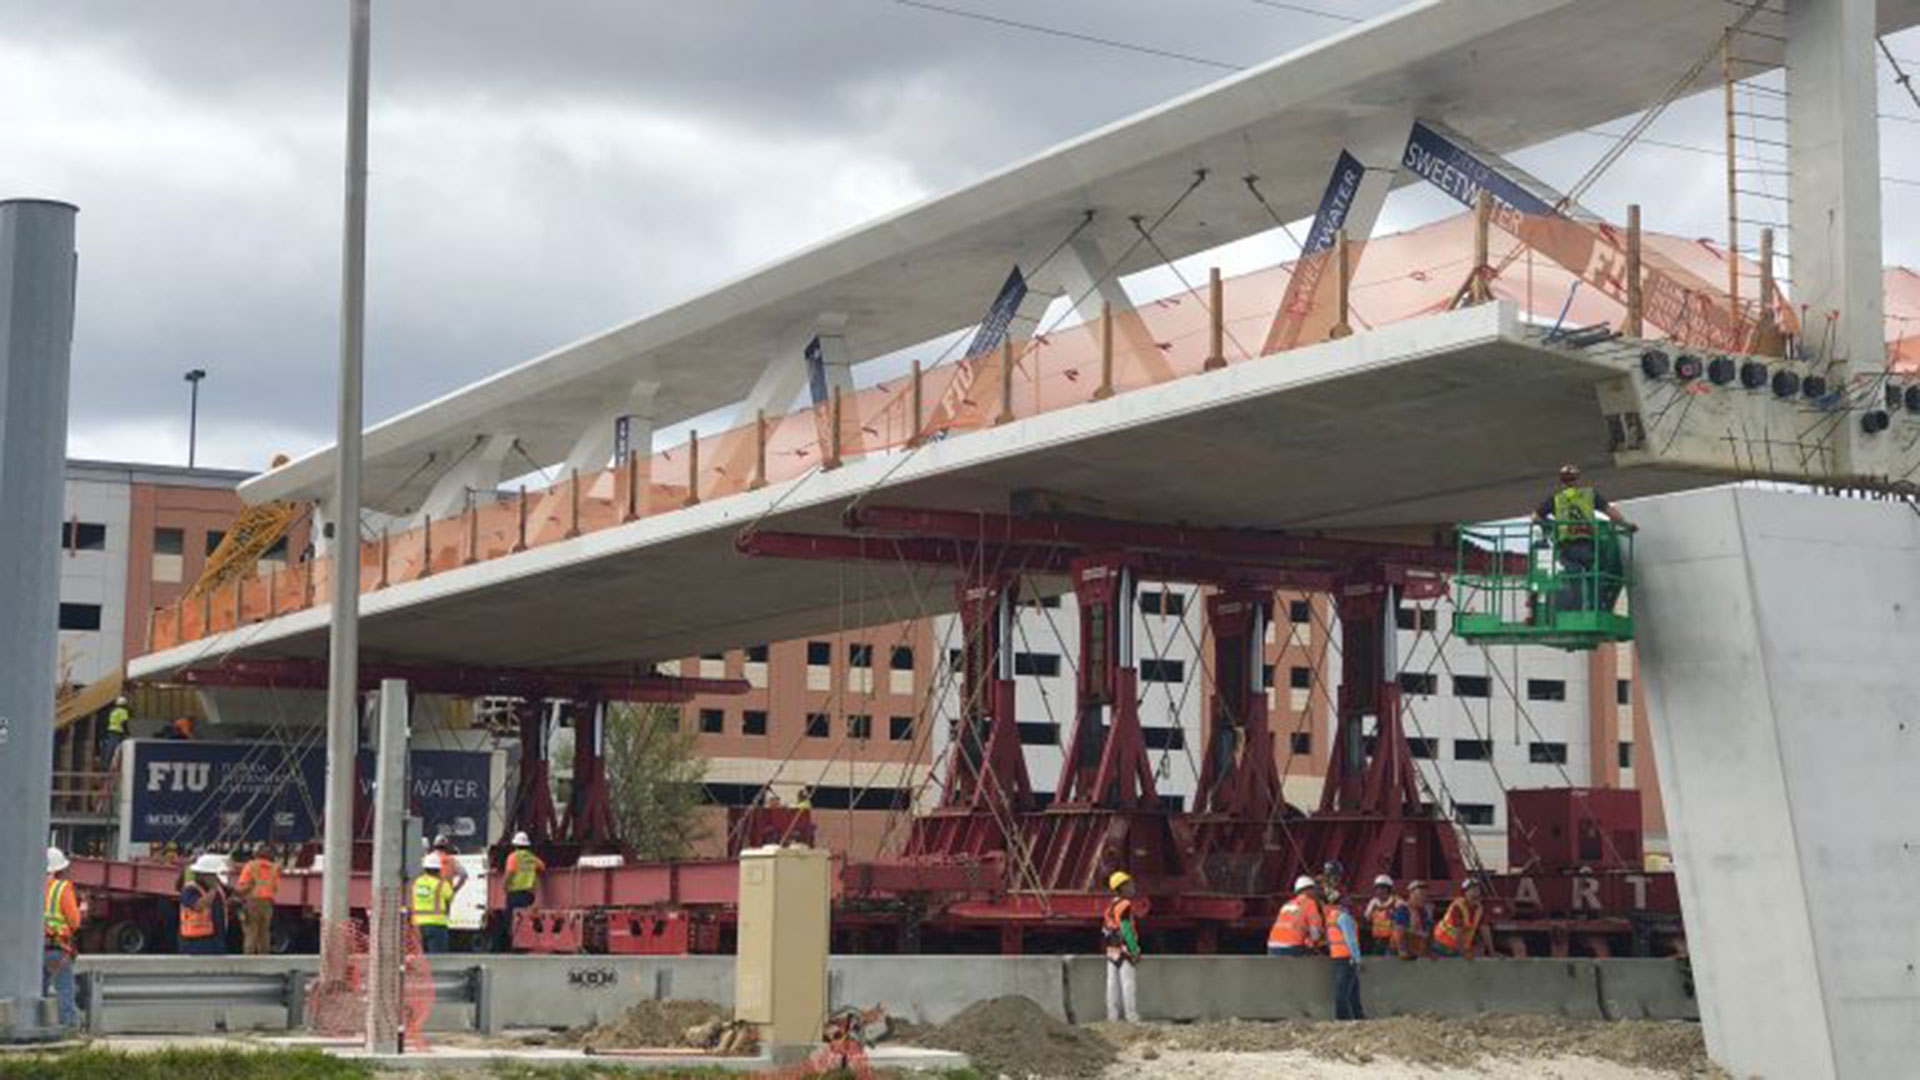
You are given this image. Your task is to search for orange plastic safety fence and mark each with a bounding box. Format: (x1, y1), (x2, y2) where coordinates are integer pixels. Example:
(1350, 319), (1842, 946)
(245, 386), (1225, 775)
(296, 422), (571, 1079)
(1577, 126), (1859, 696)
(305, 907), (434, 1047)
(143, 208), (1920, 656)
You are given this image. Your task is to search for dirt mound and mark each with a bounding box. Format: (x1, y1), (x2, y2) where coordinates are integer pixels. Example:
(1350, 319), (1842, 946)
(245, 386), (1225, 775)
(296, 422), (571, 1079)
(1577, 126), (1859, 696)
(915, 996), (1116, 1079)
(1095, 1015), (1716, 1076)
(572, 999), (728, 1051)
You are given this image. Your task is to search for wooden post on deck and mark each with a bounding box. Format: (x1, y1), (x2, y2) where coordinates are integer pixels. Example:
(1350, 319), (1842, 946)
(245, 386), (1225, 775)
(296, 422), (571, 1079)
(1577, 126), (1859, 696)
(512, 486), (528, 553)
(1094, 304), (1116, 401)
(420, 515), (434, 578)
(995, 339), (1016, 424)
(378, 527), (390, 587)
(824, 389), (845, 470)
(565, 468), (582, 539)
(750, 410), (770, 489)
(1203, 267), (1227, 370)
(683, 432), (702, 507)
(906, 360), (925, 448)
(1624, 204), (1644, 338)
(1328, 230), (1354, 340)
(465, 490), (480, 564)
(624, 449), (641, 521)
(1468, 190), (1494, 305)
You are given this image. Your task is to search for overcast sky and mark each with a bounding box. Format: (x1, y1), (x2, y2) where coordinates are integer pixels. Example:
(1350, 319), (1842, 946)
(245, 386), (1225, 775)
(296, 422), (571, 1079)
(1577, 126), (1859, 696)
(4, 1), (1917, 471)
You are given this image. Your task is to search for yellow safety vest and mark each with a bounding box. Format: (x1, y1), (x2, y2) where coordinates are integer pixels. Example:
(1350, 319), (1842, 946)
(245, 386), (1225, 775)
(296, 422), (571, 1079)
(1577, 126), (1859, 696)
(410, 873), (453, 927)
(44, 879), (73, 945)
(504, 849), (541, 893)
(1552, 486), (1597, 541)
(107, 706), (130, 735)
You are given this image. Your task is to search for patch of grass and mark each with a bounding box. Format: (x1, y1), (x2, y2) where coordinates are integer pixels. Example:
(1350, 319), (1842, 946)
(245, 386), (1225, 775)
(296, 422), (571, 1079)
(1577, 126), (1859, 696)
(0, 1048), (370, 1080)
(487, 1066), (736, 1080)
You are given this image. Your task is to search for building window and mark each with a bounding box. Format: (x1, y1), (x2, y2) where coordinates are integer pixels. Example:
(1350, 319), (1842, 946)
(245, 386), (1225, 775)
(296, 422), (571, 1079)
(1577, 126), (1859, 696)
(62, 522), (107, 552)
(1139, 590), (1186, 617)
(58, 603), (102, 632)
(848, 714), (873, 740)
(1288, 599), (1311, 624)
(152, 526), (186, 583)
(1452, 674), (1492, 699)
(1139, 659), (1185, 684)
(1290, 666), (1313, 690)
(746, 644), (770, 663)
(1289, 731), (1313, 755)
(1618, 741), (1633, 769)
(890, 645), (914, 671)
(1617, 679), (1632, 706)
(806, 641), (832, 666)
(1454, 802), (1497, 827)
(1454, 739), (1492, 761)
(698, 709), (724, 734)
(204, 529), (227, 556)
(848, 643), (873, 669)
(656, 708), (683, 732)
(1394, 607), (1438, 631)
(889, 715), (915, 742)
(1014, 652), (1061, 678)
(804, 713), (830, 738)
(1529, 741), (1569, 765)
(1262, 663), (1276, 688)
(1017, 722), (1060, 746)
(1526, 679), (1567, 702)
(700, 652), (724, 662)
(743, 710), (768, 736)
(262, 536), (289, 563)
(1408, 737), (1439, 760)
(1399, 672), (1438, 695)
(1142, 727), (1186, 751)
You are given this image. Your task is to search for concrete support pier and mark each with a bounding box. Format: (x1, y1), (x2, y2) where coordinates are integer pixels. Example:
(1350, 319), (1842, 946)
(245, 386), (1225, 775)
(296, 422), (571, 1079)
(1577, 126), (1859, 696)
(1631, 487), (1920, 1079)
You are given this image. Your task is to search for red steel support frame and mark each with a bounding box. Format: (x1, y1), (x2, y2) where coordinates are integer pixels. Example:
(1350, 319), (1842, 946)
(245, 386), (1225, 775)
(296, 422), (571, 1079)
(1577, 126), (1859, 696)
(565, 696), (618, 852)
(906, 570), (1033, 859)
(508, 700), (560, 848)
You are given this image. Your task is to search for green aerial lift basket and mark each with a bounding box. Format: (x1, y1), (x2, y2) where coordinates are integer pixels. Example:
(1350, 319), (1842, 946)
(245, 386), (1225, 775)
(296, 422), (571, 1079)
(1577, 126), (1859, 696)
(1453, 518), (1635, 651)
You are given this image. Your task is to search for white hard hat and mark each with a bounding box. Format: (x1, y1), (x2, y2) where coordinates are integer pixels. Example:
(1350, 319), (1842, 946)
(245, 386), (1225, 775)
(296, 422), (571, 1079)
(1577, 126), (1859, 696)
(424, 851), (442, 871)
(1294, 874), (1317, 892)
(46, 847), (69, 873)
(190, 853), (227, 875)
(511, 831), (531, 847)
(1373, 874), (1394, 888)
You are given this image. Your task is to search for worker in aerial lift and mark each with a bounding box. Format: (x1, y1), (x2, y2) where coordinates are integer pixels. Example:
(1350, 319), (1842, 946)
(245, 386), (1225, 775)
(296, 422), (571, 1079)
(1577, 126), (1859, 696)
(1396, 880), (1435, 958)
(44, 847), (83, 1029)
(178, 853), (231, 955)
(1323, 890), (1365, 1021)
(1431, 879), (1496, 959)
(235, 844), (282, 956)
(1266, 874), (1327, 956)
(411, 851), (456, 954)
(498, 831), (545, 952)
(1535, 464), (1635, 610)
(1363, 874), (1403, 955)
(103, 695), (132, 763)
(1102, 872), (1142, 1022)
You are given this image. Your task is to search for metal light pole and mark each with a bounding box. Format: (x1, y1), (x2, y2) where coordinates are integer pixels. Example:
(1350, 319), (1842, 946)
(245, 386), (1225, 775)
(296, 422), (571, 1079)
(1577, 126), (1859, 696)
(320, 0), (371, 979)
(0, 198), (80, 1040)
(184, 368), (206, 468)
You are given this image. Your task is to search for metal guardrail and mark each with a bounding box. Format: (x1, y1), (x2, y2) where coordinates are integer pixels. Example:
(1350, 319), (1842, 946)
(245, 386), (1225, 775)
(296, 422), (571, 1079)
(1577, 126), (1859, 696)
(84, 966), (481, 1035)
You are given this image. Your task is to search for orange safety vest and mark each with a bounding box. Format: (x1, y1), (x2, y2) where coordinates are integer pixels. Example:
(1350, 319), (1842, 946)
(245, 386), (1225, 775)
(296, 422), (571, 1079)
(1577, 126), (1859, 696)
(1266, 892), (1325, 950)
(44, 879), (75, 948)
(1102, 897), (1136, 954)
(179, 884), (217, 939)
(1433, 898), (1482, 955)
(1327, 911), (1354, 960)
(1366, 897), (1399, 941)
(237, 859), (280, 902)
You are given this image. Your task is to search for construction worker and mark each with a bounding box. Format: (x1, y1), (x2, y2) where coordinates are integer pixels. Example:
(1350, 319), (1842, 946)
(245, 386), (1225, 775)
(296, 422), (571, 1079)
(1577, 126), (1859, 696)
(1266, 874), (1327, 956)
(1535, 464), (1634, 610)
(1432, 879), (1495, 959)
(431, 833), (470, 893)
(411, 852), (456, 954)
(1362, 873), (1402, 955)
(103, 695), (132, 762)
(178, 853), (229, 955)
(1324, 890), (1365, 1021)
(1101, 872), (1141, 1023)
(499, 831), (545, 952)
(234, 845), (281, 956)
(165, 715), (195, 740)
(1396, 880), (1434, 958)
(44, 847), (82, 1028)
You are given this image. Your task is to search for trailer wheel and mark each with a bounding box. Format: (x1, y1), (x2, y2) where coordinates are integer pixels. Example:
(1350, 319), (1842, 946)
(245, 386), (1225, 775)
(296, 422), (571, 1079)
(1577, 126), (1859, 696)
(106, 920), (151, 955)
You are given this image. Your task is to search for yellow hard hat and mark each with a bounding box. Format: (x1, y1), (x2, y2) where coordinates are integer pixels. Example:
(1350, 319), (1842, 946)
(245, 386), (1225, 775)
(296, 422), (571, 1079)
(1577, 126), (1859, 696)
(1108, 871), (1132, 891)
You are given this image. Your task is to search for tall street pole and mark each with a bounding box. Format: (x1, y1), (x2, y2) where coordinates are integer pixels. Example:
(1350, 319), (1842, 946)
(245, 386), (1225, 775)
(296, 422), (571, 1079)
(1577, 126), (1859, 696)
(320, 0), (371, 978)
(0, 199), (79, 1040)
(185, 368), (206, 468)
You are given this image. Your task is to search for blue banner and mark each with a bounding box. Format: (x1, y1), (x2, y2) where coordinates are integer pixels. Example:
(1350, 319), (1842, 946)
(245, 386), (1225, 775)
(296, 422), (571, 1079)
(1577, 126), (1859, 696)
(125, 740), (490, 850)
(1401, 120), (1557, 227)
(804, 336), (829, 405)
(961, 267), (1029, 360)
(1301, 150), (1369, 256)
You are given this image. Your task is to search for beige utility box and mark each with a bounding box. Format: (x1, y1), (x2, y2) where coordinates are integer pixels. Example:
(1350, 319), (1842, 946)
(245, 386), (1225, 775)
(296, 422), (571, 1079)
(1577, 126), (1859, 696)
(734, 844), (831, 1049)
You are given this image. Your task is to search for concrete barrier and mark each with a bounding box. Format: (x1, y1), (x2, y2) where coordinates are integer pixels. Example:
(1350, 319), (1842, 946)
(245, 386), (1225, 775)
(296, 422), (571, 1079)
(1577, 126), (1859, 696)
(74, 954), (1694, 1034)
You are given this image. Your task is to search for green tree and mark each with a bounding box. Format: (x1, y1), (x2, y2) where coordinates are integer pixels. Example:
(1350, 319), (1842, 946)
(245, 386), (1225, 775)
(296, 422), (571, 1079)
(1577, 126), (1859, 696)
(604, 704), (709, 860)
